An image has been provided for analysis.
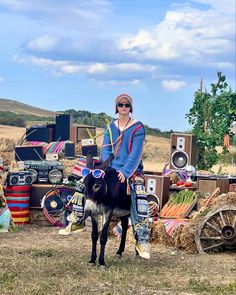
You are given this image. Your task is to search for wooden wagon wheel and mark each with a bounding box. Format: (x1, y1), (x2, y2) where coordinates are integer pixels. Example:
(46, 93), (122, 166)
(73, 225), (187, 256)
(195, 205), (236, 253)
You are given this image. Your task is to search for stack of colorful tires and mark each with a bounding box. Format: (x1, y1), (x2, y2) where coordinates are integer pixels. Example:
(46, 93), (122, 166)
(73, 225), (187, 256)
(4, 186), (31, 224)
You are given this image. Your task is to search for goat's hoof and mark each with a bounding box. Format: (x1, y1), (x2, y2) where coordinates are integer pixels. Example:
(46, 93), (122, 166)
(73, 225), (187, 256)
(98, 264), (106, 270)
(88, 260), (96, 266)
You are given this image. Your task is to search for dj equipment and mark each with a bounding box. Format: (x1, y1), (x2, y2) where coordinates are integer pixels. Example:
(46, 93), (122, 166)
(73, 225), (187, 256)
(24, 160), (63, 184)
(7, 171), (33, 186)
(197, 177), (230, 195)
(81, 144), (98, 157)
(170, 133), (197, 170)
(144, 174), (170, 209)
(26, 125), (55, 143)
(65, 142), (75, 159)
(15, 145), (44, 161)
(55, 114), (72, 141)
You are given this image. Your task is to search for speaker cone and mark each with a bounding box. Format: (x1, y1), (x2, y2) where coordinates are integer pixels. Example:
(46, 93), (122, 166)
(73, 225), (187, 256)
(28, 169), (38, 183)
(25, 175), (33, 184)
(48, 169), (63, 184)
(171, 151), (188, 169)
(11, 176), (18, 185)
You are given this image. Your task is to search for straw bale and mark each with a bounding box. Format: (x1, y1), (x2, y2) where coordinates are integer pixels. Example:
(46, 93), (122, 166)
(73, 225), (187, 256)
(171, 223), (198, 253)
(149, 220), (168, 245)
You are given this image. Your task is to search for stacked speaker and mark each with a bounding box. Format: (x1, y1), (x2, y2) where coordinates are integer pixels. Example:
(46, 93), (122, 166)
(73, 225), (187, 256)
(169, 133), (197, 170)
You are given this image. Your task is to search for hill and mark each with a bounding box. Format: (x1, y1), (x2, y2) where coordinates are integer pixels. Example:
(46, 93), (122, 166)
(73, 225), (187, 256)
(0, 98), (172, 137)
(0, 98), (55, 117)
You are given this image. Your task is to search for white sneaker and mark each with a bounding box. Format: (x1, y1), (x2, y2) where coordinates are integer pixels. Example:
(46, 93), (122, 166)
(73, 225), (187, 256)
(58, 222), (85, 236)
(58, 223), (72, 236)
(135, 243), (150, 259)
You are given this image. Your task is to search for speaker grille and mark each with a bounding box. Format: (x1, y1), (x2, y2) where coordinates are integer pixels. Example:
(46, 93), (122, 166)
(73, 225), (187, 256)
(171, 151), (188, 169)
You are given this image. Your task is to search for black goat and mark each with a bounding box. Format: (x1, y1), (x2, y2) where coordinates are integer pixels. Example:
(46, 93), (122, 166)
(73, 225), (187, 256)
(83, 153), (131, 267)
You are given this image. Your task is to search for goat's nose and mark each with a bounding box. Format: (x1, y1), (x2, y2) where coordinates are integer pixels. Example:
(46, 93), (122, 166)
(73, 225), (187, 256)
(93, 183), (101, 192)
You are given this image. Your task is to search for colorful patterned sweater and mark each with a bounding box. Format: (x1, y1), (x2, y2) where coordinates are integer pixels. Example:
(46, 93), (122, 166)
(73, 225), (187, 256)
(101, 119), (145, 179)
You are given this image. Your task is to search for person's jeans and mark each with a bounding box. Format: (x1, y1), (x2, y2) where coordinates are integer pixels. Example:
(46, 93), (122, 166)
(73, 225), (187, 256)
(129, 179), (149, 244)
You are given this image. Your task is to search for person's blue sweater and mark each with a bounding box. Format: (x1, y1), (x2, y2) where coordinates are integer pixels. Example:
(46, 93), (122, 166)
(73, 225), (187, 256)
(101, 119), (145, 179)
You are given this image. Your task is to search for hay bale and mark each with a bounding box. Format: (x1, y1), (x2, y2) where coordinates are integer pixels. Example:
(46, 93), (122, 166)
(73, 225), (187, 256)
(149, 220), (168, 245)
(171, 223), (198, 253)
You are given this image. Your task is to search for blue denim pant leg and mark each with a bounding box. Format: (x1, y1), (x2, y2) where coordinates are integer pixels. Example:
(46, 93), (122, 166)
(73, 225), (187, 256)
(129, 180), (149, 244)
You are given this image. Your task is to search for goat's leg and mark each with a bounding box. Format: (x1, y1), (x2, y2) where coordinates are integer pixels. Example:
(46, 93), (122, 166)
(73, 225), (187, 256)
(116, 216), (129, 257)
(89, 216), (99, 264)
(99, 211), (113, 266)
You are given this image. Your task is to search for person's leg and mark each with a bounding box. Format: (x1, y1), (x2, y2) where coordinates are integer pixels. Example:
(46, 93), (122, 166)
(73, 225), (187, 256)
(130, 179), (150, 259)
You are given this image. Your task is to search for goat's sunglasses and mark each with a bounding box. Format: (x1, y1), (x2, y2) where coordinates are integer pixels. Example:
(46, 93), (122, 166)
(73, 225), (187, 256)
(81, 167), (105, 178)
(117, 103), (131, 108)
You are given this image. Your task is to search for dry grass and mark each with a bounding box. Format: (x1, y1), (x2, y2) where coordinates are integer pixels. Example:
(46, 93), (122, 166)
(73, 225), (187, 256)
(0, 98), (55, 117)
(0, 126), (236, 294)
(0, 225), (236, 295)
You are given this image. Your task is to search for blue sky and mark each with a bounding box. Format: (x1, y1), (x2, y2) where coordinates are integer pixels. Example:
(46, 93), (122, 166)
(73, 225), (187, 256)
(0, 0), (235, 131)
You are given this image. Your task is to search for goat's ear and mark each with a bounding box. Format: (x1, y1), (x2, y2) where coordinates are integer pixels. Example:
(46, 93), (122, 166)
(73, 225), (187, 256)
(98, 153), (114, 171)
(86, 152), (94, 167)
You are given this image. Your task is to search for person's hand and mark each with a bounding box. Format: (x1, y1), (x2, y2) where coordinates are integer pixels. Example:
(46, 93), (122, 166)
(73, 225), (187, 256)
(117, 171), (126, 183)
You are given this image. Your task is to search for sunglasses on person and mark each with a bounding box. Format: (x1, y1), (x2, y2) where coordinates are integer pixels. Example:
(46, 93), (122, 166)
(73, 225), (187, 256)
(81, 167), (105, 178)
(117, 102), (131, 108)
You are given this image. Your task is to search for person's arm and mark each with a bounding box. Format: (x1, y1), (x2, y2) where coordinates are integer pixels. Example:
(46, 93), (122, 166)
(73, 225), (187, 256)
(101, 126), (113, 161)
(119, 125), (145, 179)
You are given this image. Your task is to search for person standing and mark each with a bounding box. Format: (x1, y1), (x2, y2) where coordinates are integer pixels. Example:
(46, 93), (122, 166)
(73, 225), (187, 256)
(101, 94), (150, 259)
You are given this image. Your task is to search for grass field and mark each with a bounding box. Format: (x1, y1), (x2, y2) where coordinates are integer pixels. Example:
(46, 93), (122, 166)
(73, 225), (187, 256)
(0, 225), (236, 295)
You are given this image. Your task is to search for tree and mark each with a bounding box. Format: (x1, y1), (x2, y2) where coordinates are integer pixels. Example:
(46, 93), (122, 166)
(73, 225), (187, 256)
(186, 72), (236, 170)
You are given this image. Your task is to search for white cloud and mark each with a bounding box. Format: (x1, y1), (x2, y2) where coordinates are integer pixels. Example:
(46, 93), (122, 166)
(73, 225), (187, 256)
(13, 54), (156, 84)
(107, 79), (141, 86)
(161, 80), (187, 91)
(119, 4), (234, 63)
(26, 34), (60, 51)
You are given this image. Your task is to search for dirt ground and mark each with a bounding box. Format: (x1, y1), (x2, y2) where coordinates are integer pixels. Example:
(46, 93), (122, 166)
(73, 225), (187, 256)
(0, 224), (236, 295)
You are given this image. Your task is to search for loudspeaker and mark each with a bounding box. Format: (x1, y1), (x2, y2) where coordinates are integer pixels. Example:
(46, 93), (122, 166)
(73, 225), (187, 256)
(65, 143), (75, 159)
(7, 171), (33, 186)
(29, 184), (64, 208)
(26, 125), (55, 143)
(144, 174), (170, 209)
(197, 177), (229, 195)
(15, 145), (44, 161)
(170, 133), (197, 169)
(81, 144), (98, 157)
(55, 114), (72, 141)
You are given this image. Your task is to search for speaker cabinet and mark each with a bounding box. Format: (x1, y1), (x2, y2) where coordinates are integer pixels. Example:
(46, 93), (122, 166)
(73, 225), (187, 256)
(70, 126), (78, 142)
(81, 144), (98, 157)
(197, 177), (229, 195)
(144, 174), (170, 209)
(26, 125), (55, 143)
(170, 133), (197, 169)
(55, 114), (72, 141)
(15, 145), (44, 161)
(30, 184), (64, 208)
(65, 143), (75, 159)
